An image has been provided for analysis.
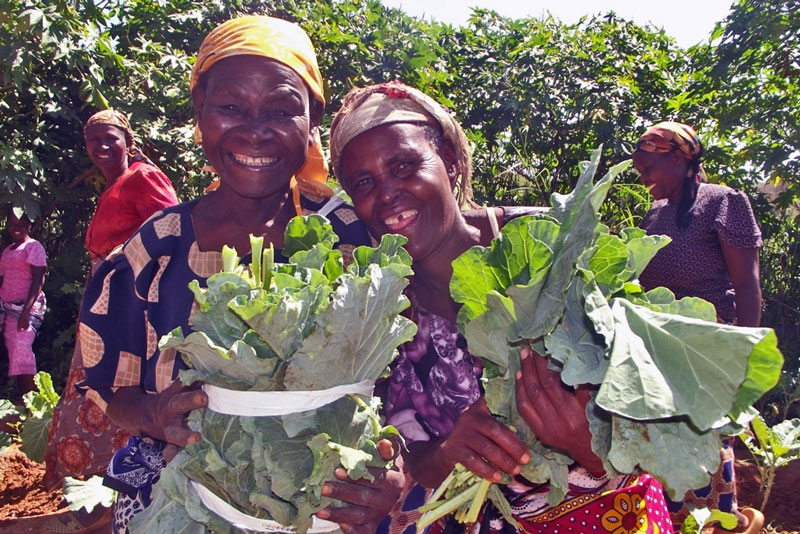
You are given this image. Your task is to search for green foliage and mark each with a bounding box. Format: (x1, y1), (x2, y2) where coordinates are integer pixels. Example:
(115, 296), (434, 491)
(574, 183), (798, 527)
(63, 475), (116, 513)
(1, 0), (797, 429)
(0, 371), (60, 461)
(740, 414), (800, 509)
(682, 506), (738, 534)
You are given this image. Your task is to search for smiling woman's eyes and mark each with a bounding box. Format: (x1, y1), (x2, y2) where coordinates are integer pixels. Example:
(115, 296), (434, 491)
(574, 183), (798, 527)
(351, 176), (374, 191)
(393, 160), (418, 177)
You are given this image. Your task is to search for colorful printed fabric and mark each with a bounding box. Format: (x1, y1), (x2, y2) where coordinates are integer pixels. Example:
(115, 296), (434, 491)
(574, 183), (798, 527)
(76, 193), (371, 532)
(85, 161), (178, 260)
(0, 237), (46, 376)
(665, 438), (737, 529)
(43, 350), (132, 488)
(44, 160), (175, 487)
(639, 183), (762, 323)
(384, 305), (482, 441)
(1, 295), (45, 376)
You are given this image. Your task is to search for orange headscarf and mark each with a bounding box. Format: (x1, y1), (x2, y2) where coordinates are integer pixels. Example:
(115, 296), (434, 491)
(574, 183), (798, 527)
(190, 16), (332, 213)
(635, 121), (708, 182)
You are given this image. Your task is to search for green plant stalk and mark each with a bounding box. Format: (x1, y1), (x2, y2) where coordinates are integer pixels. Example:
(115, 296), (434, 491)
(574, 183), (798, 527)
(417, 481), (481, 530)
(251, 234), (264, 288)
(262, 244), (274, 290)
(418, 469), (459, 513)
(222, 245), (238, 273)
(465, 477), (492, 524)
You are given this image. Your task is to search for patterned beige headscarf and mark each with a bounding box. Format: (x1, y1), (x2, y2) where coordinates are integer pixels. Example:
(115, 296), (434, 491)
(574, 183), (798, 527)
(330, 81), (474, 206)
(190, 16), (332, 211)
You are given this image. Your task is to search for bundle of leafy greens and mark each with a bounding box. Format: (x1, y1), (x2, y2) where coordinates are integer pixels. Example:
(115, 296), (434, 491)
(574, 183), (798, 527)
(130, 215), (417, 534)
(418, 148), (783, 529)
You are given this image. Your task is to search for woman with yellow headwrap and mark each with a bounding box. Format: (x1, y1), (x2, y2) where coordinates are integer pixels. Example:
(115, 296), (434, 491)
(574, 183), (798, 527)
(76, 16), (381, 534)
(634, 121), (764, 534)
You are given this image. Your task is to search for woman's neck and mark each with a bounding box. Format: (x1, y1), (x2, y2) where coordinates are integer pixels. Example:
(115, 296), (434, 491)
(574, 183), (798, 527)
(101, 160), (130, 188)
(411, 216), (481, 321)
(193, 187), (295, 254)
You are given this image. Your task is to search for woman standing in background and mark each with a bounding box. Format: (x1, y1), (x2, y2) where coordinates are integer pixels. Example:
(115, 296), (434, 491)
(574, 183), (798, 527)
(0, 211), (46, 401)
(634, 121), (764, 534)
(43, 109), (178, 534)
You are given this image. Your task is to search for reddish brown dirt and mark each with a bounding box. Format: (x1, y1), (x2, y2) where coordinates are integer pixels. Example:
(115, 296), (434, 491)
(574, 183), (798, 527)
(0, 440), (798, 533)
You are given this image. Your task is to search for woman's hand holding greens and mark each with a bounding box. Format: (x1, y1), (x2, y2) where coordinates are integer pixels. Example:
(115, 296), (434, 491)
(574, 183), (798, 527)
(514, 347), (604, 475)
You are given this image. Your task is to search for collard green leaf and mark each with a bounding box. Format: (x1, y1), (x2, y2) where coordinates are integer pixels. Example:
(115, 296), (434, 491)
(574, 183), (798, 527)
(158, 216), (412, 532)
(284, 265), (416, 389)
(451, 217), (558, 327)
(606, 417), (722, 499)
(587, 233), (631, 296)
(598, 299), (782, 431)
(623, 234), (671, 280)
(545, 276), (609, 386)
(463, 292), (516, 377)
(19, 415), (51, 463)
(62, 476), (116, 512)
(510, 157), (631, 341)
(283, 214), (338, 260)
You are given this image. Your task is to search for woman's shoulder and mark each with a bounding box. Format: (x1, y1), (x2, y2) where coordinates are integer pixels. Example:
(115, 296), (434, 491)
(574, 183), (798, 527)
(22, 238), (46, 257)
(697, 182), (756, 212)
(124, 161), (174, 187)
(122, 199), (198, 254)
(300, 193), (373, 247)
(462, 205), (550, 242)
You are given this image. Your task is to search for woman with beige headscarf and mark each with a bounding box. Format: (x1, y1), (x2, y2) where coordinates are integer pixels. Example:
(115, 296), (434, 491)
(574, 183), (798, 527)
(76, 16), (388, 534)
(330, 82), (676, 534)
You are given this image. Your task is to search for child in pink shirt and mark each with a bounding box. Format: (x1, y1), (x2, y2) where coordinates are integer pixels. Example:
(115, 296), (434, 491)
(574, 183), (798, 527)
(0, 212), (47, 399)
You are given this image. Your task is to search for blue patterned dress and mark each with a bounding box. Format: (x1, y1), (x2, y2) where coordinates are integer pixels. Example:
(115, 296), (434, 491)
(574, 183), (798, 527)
(77, 192), (372, 533)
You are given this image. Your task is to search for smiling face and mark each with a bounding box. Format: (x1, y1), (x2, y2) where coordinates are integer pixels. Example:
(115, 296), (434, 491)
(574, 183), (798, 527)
(6, 213), (31, 244)
(633, 149), (689, 203)
(192, 55), (318, 200)
(339, 122), (461, 262)
(84, 124), (129, 179)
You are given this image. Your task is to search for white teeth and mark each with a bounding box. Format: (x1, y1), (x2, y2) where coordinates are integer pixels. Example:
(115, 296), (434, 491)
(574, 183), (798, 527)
(231, 153), (278, 167)
(384, 209), (418, 226)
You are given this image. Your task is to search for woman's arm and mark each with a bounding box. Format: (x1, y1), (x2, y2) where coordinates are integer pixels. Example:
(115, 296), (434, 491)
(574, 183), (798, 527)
(17, 265), (45, 330)
(720, 243), (761, 327)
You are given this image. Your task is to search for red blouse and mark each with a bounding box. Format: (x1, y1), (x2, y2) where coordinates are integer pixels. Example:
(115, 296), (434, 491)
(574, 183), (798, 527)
(85, 161), (178, 259)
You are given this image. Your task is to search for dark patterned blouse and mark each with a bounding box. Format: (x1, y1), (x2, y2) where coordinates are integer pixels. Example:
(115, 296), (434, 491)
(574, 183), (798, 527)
(638, 183), (762, 323)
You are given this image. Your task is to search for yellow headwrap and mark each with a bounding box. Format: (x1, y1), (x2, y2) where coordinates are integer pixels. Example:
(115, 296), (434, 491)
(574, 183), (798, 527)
(635, 121), (707, 182)
(190, 16), (332, 212)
